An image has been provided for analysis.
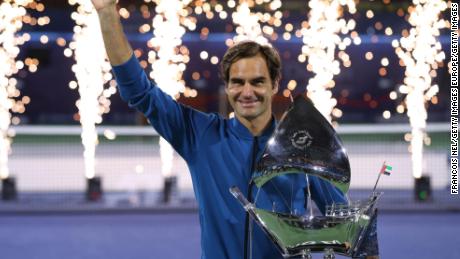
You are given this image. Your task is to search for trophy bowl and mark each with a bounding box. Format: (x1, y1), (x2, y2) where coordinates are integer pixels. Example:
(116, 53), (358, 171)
(230, 95), (381, 258)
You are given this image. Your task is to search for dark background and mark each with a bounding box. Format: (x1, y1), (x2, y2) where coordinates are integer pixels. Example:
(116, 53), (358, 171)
(15, 0), (451, 125)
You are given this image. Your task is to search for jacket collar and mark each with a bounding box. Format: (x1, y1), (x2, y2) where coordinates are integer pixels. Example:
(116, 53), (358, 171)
(230, 115), (277, 141)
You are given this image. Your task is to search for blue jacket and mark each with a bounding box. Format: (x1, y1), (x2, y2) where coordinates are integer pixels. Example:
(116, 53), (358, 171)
(113, 55), (347, 259)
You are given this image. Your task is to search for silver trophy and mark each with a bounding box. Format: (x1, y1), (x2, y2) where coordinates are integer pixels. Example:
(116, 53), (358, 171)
(230, 95), (381, 258)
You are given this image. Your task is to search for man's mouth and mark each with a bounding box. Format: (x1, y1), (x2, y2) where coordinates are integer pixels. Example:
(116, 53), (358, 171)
(237, 100), (259, 108)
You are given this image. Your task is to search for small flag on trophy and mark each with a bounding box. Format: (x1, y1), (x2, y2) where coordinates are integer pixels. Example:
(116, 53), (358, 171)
(380, 163), (393, 176)
(372, 161), (393, 193)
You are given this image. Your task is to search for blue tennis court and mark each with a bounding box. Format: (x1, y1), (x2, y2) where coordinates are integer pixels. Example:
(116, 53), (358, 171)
(1, 212), (458, 259)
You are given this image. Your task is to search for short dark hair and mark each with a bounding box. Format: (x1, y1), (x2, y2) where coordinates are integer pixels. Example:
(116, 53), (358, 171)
(220, 41), (281, 86)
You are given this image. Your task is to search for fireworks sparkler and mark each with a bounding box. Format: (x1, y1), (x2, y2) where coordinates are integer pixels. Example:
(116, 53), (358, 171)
(146, 0), (195, 178)
(230, 0), (282, 45)
(393, 0), (448, 178)
(67, 0), (116, 179)
(0, 0), (44, 179)
(300, 0), (358, 122)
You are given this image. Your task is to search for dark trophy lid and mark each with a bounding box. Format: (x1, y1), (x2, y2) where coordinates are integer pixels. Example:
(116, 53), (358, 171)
(253, 94), (350, 194)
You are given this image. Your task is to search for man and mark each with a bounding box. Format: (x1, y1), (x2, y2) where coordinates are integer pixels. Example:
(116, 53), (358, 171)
(91, 1), (377, 258)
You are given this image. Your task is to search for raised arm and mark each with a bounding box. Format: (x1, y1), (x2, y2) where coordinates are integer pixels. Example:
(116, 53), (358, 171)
(91, 1), (216, 161)
(91, 0), (132, 65)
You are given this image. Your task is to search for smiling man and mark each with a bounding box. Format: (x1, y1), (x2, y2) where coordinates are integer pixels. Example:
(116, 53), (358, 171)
(90, 1), (377, 258)
(222, 46), (280, 135)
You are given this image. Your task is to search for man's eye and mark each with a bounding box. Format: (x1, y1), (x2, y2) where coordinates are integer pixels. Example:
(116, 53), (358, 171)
(253, 80), (264, 85)
(229, 82), (242, 88)
(230, 80), (243, 85)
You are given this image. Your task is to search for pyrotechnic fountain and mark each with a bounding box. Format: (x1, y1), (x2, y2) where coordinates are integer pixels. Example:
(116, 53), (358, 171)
(67, 0), (116, 199)
(393, 0), (447, 180)
(0, 0), (45, 200)
(300, 0), (358, 122)
(231, 0), (282, 45)
(145, 0), (196, 202)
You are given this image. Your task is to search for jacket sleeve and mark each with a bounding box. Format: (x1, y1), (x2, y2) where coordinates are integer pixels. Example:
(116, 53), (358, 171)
(112, 54), (214, 161)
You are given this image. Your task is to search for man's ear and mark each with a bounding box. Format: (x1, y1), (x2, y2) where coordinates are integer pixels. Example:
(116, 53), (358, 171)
(224, 83), (229, 94)
(272, 81), (279, 94)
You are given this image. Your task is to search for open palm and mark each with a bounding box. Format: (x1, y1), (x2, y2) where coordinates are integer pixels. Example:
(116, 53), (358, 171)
(91, 0), (117, 11)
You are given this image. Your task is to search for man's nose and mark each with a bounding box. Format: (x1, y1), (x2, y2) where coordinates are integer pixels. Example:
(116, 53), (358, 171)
(241, 82), (254, 96)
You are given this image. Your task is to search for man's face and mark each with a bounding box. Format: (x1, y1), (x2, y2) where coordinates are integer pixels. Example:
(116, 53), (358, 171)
(225, 54), (278, 121)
